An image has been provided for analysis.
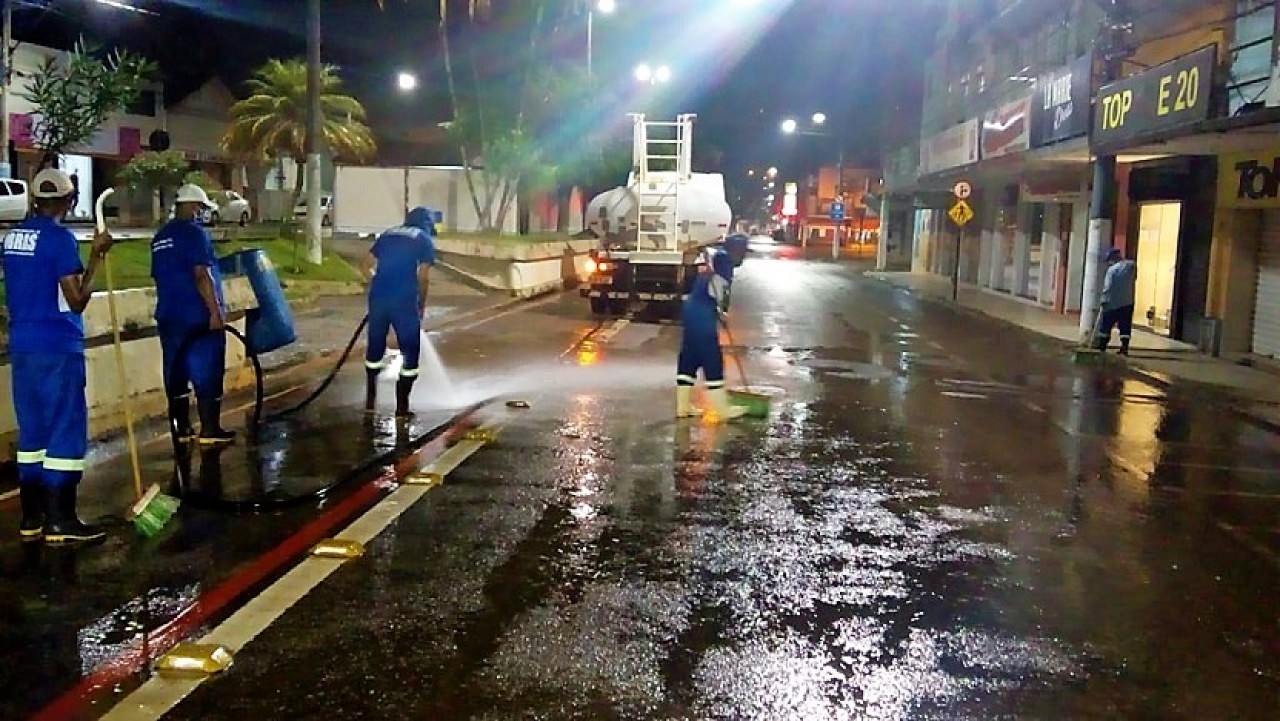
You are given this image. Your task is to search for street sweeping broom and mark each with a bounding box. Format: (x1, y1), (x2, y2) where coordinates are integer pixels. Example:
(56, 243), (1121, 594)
(720, 319), (772, 418)
(96, 188), (180, 536)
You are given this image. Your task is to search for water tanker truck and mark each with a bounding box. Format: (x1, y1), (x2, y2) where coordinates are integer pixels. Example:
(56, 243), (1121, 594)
(581, 114), (732, 318)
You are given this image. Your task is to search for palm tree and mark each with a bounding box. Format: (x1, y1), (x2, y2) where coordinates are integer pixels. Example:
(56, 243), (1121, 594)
(221, 58), (376, 222)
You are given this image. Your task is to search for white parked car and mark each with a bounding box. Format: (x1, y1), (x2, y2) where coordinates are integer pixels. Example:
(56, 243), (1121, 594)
(294, 194), (333, 226)
(207, 190), (252, 226)
(0, 178), (29, 222)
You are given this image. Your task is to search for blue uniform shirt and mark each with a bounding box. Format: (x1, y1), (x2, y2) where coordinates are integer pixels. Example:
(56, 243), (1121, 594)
(151, 219), (225, 328)
(369, 225), (435, 305)
(686, 247), (734, 319)
(1, 215), (86, 354)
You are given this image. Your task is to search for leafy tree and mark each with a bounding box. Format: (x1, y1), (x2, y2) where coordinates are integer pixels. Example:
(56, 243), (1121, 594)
(222, 58), (375, 258)
(21, 39), (154, 172)
(118, 150), (191, 222)
(183, 170), (222, 192)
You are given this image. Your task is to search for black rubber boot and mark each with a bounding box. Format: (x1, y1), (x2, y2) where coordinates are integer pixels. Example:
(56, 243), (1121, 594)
(197, 397), (236, 446)
(394, 377), (415, 420)
(1119, 336), (1131, 356)
(19, 482), (43, 540)
(43, 485), (105, 545)
(169, 395), (195, 442)
(364, 368), (380, 413)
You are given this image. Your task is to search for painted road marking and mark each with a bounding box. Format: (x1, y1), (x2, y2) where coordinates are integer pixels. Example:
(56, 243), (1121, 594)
(593, 318), (631, 345)
(101, 428), (500, 721)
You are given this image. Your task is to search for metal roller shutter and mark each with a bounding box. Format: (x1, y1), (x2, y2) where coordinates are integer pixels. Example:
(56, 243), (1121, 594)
(1252, 210), (1280, 358)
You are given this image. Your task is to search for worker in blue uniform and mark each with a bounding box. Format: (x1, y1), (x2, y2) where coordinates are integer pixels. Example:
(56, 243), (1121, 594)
(362, 206), (437, 419)
(152, 184), (235, 445)
(1095, 247), (1138, 356)
(2, 168), (113, 543)
(677, 234), (749, 422)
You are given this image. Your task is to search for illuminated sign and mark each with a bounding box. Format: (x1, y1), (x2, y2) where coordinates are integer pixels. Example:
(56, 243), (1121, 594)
(1092, 45), (1215, 149)
(782, 181), (798, 216)
(1219, 151), (1280, 209)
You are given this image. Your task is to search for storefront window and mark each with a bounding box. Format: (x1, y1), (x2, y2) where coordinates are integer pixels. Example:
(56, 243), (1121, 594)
(1023, 205), (1045, 301)
(1135, 203), (1183, 335)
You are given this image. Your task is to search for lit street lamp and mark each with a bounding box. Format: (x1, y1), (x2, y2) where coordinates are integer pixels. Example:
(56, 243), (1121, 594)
(397, 71), (418, 92)
(767, 167), (778, 178)
(634, 63), (672, 85)
(780, 112), (846, 258)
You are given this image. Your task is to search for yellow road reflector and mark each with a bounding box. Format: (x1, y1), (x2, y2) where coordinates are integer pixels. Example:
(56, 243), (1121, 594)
(404, 471), (445, 487)
(463, 427), (498, 443)
(155, 643), (233, 675)
(310, 539), (366, 559)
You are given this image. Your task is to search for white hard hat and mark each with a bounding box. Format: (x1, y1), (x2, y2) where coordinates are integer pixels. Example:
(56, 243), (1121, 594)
(175, 183), (217, 209)
(31, 168), (75, 199)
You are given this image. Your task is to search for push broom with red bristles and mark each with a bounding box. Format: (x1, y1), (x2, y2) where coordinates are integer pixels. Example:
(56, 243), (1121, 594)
(95, 188), (180, 537)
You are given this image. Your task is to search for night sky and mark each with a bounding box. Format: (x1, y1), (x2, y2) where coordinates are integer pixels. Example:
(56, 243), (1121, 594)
(13, 0), (936, 194)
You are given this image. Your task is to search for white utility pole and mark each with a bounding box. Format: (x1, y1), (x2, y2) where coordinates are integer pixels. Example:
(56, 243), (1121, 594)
(1, 0), (13, 180)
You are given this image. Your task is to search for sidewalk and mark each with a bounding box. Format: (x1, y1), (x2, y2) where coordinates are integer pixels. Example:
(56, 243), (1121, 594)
(0, 270), (505, 495)
(868, 270), (1280, 430)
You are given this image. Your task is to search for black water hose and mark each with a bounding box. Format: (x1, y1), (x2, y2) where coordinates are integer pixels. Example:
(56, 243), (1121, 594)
(165, 315), (383, 512)
(165, 314), (369, 439)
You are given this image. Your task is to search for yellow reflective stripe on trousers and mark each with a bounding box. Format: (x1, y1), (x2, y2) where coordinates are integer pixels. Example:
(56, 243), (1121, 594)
(365, 360), (386, 370)
(705, 380), (726, 389)
(16, 450), (46, 464)
(676, 374), (697, 385)
(399, 368), (420, 378)
(44, 457), (86, 472)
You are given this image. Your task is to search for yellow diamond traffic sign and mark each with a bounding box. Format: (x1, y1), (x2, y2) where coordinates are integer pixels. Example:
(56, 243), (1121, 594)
(948, 200), (975, 227)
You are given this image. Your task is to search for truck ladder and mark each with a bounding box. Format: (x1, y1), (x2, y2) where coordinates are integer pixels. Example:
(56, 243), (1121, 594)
(629, 113), (695, 253)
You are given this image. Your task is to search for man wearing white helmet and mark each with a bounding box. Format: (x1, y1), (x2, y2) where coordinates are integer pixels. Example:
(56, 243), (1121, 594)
(151, 184), (235, 445)
(1, 168), (113, 544)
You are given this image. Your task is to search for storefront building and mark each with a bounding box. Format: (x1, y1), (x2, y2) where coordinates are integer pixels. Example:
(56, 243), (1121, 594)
(1090, 44), (1221, 343)
(1210, 149), (1280, 359)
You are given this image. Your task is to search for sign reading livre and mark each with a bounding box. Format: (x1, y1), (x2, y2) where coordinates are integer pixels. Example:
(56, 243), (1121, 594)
(1093, 45), (1215, 148)
(1031, 54), (1092, 147)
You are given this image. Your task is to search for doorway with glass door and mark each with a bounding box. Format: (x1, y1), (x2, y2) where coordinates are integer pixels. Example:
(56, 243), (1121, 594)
(1134, 202), (1181, 336)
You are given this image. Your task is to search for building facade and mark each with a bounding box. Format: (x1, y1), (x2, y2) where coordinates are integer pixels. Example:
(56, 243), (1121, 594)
(796, 166), (882, 248)
(5, 42), (239, 222)
(880, 0), (1280, 362)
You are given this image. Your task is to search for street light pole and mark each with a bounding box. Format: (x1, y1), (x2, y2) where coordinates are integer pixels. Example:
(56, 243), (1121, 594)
(586, 9), (593, 78)
(1, 0), (12, 180)
(834, 135), (844, 261)
(304, 0), (323, 264)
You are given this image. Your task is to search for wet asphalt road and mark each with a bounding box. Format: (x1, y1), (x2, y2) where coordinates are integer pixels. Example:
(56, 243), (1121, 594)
(134, 248), (1279, 719)
(7, 245), (1280, 719)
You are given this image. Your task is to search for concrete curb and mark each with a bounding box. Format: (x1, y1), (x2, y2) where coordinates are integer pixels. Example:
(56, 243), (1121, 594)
(868, 273), (1280, 436)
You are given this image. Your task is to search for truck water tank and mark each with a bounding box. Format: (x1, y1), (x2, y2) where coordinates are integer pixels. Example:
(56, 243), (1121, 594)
(218, 249), (298, 355)
(586, 173), (732, 247)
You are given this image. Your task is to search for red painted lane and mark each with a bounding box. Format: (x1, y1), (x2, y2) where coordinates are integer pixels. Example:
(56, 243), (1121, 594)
(32, 411), (481, 721)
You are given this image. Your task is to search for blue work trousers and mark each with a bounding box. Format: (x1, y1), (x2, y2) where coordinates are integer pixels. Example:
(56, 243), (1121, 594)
(677, 306), (724, 388)
(366, 300), (421, 378)
(10, 352), (88, 488)
(1095, 305), (1134, 350)
(159, 322), (227, 401)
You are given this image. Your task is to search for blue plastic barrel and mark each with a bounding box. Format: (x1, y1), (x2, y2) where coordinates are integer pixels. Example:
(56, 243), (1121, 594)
(217, 249), (297, 355)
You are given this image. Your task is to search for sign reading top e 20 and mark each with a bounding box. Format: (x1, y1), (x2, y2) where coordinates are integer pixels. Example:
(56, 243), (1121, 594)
(1093, 45), (1215, 148)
